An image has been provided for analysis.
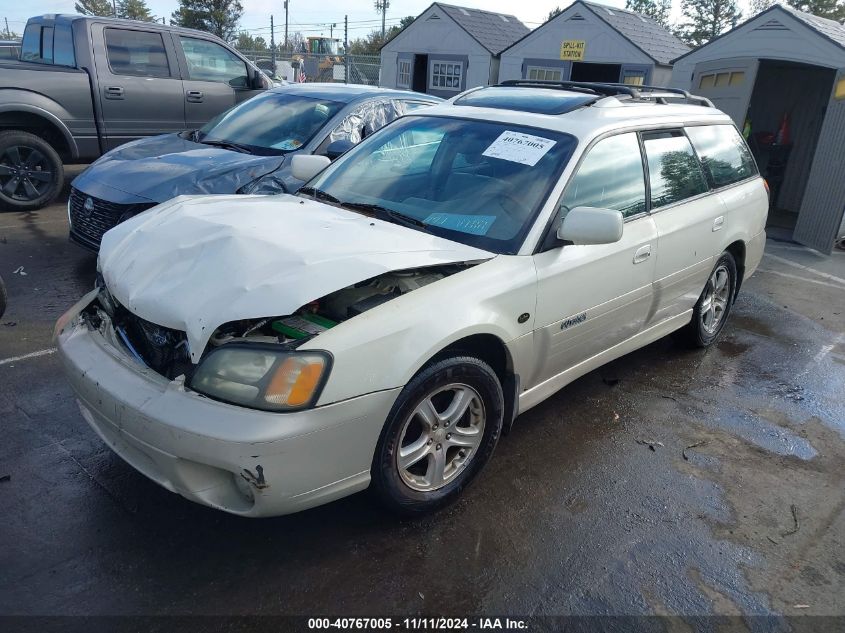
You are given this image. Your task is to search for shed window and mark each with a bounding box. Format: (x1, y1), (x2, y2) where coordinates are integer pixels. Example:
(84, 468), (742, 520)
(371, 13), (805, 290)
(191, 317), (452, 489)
(699, 71), (744, 89)
(397, 59), (411, 88)
(527, 66), (562, 82)
(430, 60), (462, 90)
(622, 71), (646, 86)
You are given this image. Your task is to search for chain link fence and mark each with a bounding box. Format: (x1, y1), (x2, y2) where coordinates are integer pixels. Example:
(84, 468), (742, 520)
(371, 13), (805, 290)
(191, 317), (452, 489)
(238, 49), (382, 86)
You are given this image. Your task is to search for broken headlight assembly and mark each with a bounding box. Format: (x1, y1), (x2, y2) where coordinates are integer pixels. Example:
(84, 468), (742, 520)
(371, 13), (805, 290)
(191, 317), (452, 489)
(190, 344), (331, 412)
(237, 173), (287, 195)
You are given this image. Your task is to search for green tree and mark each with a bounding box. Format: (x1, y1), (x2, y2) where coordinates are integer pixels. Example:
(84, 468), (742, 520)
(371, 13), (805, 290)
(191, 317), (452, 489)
(787, 0), (845, 21)
(547, 7), (563, 21)
(75, 0), (115, 17)
(117, 0), (154, 21)
(749, 0), (777, 13)
(233, 32), (268, 52)
(626, 0), (672, 27)
(676, 0), (742, 46)
(171, 0), (243, 41)
(351, 17), (414, 55)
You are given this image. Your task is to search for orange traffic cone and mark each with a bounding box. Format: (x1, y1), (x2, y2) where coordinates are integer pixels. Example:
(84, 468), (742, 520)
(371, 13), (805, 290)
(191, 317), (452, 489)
(776, 112), (790, 145)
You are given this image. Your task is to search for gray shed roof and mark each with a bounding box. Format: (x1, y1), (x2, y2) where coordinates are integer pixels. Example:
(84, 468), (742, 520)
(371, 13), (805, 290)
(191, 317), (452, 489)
(434, 3), (530, 55)
(580, 1), (690, 64)
(778, 4), (845, 49)
(671, 4), (845, 63)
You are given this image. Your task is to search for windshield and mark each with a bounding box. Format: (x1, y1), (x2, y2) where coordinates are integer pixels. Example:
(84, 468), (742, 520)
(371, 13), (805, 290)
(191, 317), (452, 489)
(198, 92), (344, 156)
(303, 116), (577, 254)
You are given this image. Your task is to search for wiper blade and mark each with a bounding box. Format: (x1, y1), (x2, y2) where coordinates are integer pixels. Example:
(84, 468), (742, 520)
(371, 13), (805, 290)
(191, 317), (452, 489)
(299, 186), (341, 204)
(340, 202), (427, 229)
(200, 139), (254, 154)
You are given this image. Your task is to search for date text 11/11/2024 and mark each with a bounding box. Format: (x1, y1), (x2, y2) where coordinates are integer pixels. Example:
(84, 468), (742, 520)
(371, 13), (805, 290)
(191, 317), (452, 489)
(307, 617), (529, 629)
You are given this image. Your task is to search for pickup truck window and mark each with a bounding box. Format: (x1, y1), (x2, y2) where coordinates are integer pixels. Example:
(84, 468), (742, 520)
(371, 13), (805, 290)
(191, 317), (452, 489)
(53, 24), (75, 67)
(179, 37), (248, 87)
(21, 24), (53, 64)
(105, 28), (171, 78)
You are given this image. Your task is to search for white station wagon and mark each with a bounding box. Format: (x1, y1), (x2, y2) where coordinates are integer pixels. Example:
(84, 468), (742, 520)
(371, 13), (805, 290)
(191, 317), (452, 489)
(57, 82), (768, 517)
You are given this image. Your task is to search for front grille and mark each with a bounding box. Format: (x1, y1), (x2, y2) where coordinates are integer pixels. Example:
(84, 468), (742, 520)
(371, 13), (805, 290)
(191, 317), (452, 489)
(69, 188), (155, 248)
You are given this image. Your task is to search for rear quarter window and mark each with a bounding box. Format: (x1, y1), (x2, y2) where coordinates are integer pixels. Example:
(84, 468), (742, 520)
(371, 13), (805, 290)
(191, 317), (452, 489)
(686, 124), (757, 188)
(642, 130), (709, 209)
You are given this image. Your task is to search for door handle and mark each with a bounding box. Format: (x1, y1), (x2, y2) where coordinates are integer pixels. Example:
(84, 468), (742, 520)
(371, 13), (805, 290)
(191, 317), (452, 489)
(712, 215), (725, 231)
(104, 86), (124, 99)
(186, 90), (204, 103)
(633, 244), (651, 264)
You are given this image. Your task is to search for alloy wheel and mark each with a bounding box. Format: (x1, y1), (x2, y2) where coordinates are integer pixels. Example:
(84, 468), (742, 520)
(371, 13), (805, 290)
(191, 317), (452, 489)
(700, 264), (731, 335)
(0, 146), (54, 202)
(396, 383), (486, 492)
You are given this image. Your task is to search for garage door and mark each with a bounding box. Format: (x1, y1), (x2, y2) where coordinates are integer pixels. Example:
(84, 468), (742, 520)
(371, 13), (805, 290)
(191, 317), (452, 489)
(794, 68), (845, 254)
(692, 58), (758, 125)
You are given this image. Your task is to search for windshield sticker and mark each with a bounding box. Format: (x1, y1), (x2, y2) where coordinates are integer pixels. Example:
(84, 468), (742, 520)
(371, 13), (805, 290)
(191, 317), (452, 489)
(482, 131), (556, 167)
(272, 139), (303, 151)
(424, 213), (496, 236)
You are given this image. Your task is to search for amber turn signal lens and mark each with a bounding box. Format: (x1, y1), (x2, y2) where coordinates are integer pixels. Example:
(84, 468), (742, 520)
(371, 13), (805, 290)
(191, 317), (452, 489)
(265, 355), (326, 407)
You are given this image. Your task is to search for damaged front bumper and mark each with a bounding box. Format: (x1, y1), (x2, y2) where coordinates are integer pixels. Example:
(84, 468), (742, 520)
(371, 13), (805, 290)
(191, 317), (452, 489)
(55, 291), (400, 517)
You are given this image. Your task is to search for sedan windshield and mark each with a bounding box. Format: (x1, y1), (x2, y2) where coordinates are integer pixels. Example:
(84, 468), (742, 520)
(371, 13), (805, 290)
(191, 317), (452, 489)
(303, 116), (577, 254)
(198, 92), (344, 156)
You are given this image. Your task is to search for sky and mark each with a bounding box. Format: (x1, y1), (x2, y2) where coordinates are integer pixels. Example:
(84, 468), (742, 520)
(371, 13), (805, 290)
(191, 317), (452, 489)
(3, 0), (755, 39)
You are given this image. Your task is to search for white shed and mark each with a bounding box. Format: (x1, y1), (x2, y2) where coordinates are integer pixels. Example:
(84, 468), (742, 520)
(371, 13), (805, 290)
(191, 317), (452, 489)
(499, 1), (689, 87)
(670, 4), (845, 253)
(379, 3), (529, 98)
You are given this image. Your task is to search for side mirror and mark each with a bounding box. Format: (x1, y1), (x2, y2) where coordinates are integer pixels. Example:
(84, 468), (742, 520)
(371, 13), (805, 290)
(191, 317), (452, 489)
(324, 139), (356, 160)
(557, 206), (624, 245)
(291, 154), (331, 181)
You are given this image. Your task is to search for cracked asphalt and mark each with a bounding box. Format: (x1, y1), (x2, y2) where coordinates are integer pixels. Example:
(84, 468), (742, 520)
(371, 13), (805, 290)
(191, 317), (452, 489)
(1, 170), (843, 625)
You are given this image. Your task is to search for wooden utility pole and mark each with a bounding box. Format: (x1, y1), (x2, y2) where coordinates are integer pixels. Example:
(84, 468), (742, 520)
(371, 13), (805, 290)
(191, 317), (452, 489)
(270, 15), (275, 66)
(344, 15), (348, 84)
(284, 0), (289, 51)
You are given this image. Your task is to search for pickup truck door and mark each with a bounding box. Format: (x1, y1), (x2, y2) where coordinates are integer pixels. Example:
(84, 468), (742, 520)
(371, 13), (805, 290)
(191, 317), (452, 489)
(91, 24), (186, 151)
(530, 132), (657, 388)
(174, 35), (261, 129)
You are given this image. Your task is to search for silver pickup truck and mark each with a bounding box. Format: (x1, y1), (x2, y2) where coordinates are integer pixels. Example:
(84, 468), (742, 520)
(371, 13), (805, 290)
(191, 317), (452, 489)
(0, 14), (272, 211)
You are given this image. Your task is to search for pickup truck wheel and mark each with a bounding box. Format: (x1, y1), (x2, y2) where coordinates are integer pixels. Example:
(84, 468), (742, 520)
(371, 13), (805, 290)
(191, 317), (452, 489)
(679, 251), (737, 348)
(0, 131), (64, 212)
(371, 355), (503, 516)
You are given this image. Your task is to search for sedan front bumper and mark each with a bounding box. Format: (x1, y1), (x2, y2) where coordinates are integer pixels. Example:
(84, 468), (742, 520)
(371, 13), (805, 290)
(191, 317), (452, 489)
(55, 295), (400, 517)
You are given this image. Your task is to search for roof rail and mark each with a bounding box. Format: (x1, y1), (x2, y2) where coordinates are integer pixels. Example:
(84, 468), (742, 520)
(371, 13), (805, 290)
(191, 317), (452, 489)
(495, 79), (714, 108)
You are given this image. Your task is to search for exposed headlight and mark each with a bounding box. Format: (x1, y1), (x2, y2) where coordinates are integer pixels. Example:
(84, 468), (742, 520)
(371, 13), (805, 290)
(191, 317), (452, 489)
(190, 345), (331, 412)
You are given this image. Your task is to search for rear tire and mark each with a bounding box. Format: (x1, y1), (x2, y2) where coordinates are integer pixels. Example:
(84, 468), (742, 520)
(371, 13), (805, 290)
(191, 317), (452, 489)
(0, 130), (64, 212)
(679, 251), (737, 348)
(371, 355), (504, 516)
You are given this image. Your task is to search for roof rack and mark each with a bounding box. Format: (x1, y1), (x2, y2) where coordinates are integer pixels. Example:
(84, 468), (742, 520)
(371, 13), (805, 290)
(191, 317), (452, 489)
(495, 79), (714, 108)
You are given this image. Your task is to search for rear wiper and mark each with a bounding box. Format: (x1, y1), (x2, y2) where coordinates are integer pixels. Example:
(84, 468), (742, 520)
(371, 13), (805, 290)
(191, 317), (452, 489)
(200, 139), (254, 154)
(340, 202), (428, 229)
(298, 186), (341, 204)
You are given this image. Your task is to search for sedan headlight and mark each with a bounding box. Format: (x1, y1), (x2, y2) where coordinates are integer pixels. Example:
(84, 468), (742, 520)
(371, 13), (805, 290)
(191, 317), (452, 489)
(190, 345), (331, 412)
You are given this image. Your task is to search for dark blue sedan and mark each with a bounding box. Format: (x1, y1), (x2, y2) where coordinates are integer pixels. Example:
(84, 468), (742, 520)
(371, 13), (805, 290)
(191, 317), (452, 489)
(69, 84), (439, 251)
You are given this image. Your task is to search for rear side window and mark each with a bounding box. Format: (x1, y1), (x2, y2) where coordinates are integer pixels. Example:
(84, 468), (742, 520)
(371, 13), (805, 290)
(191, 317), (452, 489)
(105, 28), (171, 78)
(561, 132), (646, 218)
(686, 124), (757, 188)
(642, 131), (708, 209)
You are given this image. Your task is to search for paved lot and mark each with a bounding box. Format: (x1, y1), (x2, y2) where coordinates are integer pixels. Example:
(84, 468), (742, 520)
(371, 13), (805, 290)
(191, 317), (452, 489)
(1, 173), (844, 621)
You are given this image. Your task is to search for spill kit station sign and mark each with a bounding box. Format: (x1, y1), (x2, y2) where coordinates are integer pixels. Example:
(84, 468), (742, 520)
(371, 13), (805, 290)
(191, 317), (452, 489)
(560, 40), (586, 61)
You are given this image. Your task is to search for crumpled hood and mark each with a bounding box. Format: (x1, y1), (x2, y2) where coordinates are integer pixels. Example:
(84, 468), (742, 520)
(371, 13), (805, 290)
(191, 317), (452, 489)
(74, 134), (286, 203)
(99, 194), (494, 361)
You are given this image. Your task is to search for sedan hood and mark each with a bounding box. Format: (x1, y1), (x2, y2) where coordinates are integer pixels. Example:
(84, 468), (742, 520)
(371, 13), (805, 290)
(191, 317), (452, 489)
(99, 194), (494, 361)
(74, 134), (286, 203)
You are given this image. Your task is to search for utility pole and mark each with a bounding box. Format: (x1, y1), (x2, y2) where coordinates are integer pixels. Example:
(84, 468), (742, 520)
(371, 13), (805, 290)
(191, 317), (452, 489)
(375, 0), (390, 41)
(4, 18), (10, 38)
(270, 15), (275, 67)
(344, 15), (348, 85)
(112, 0), (117, 17)
(284, 0), (289, 51)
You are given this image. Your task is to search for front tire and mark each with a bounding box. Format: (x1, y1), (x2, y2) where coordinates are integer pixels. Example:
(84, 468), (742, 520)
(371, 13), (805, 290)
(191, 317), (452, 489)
(0, 131), (64, 212)
(680, 251), (737, 348)
(371, 355), (504, 515)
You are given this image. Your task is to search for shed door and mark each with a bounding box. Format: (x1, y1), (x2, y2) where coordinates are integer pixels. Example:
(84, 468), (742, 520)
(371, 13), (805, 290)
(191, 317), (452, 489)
(793, 69), (845, 254)
(692, 58), (758, 125)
